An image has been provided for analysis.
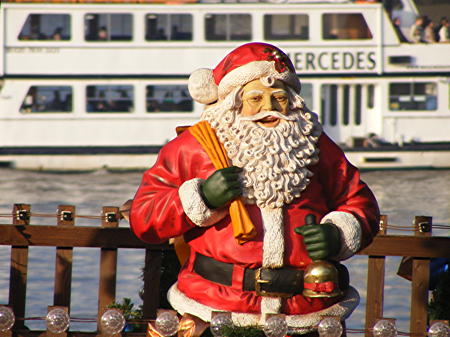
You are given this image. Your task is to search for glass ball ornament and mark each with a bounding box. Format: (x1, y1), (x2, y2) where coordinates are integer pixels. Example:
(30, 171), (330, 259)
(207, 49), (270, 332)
(45, 308), (70, 333)
(428, 322), (450, 337)
(0, 306), (15, 332)
(318, 317), (343, 337)
(210, 313), (233, 337)
(263, 315), (288, 337)
(155, 311), (179, 337)
(373, 319), (397, 337)
(100, 309), (126, 335)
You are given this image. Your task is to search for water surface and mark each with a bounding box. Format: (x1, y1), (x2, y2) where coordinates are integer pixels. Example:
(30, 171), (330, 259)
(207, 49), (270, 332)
(0, 168), (449, 333)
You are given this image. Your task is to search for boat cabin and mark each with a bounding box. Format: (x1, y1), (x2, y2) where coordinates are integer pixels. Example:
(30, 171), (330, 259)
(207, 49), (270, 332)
(0, 0), (449, 169)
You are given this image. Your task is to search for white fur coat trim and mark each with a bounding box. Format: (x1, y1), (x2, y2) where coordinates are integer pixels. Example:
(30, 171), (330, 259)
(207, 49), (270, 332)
(320, 211), (362, 261)
(178, 178), (227, 227)
(168, 283), (359, 334)
(260, 207), (285, 320)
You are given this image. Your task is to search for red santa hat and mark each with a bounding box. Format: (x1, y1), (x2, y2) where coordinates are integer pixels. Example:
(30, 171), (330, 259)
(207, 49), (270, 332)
(188, 42), (301, 104)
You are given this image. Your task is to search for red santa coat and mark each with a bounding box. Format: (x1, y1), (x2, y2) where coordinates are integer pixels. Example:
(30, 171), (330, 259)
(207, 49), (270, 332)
(130, 128), (379, 321)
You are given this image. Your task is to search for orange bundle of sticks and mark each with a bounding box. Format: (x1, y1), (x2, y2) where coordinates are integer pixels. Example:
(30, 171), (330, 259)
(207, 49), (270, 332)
(189, 121), (256, 244)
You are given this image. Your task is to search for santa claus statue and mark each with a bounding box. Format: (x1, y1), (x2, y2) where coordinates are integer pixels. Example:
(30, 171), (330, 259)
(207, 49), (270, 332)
(130, 42), (380, 336)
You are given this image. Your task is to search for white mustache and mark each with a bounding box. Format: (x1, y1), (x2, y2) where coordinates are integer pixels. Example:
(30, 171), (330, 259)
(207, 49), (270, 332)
(239, 111), (296, 122)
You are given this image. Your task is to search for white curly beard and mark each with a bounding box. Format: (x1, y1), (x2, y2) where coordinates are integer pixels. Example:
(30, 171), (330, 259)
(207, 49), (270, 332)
(201, 86), (322, 209)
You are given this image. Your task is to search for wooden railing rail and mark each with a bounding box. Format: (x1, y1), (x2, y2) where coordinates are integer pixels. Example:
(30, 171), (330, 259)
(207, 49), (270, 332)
(0, 204), (449, 337)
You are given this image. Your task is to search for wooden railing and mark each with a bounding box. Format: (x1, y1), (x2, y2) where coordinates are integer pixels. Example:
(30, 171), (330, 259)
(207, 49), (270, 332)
(0, 204), (449, 337)
(358, 215), (450, 337)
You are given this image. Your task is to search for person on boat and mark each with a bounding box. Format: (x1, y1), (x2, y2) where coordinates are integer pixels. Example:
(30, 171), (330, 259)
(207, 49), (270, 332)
(97, 26), (108, 41)
(130, 42), (380, 336)
(424, 20), (437, 43)
(363, 133), (389, 148)
(392, 17), (409, 43)
(433, 16), (447, 42)
(51, 27), (63, 40)
(438, 18), (450, 42)
(409, 16), (425, 43)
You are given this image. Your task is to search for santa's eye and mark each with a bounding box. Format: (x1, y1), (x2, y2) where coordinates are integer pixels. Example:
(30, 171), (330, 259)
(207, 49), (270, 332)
(246, 95), (262, 103)
(274, 94), (288, 103)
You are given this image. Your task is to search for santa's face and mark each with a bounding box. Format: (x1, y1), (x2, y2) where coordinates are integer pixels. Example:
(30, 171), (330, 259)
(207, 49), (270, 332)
(241, 79), (289, 128)
(201, 79), (322, 208)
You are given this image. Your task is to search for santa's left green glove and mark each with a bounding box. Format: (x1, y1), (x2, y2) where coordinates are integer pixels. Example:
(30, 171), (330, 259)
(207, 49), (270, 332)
(294, 215), (341, 260)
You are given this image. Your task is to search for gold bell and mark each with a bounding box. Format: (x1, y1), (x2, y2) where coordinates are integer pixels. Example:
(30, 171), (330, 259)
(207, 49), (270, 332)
(302, 260), (343, 298)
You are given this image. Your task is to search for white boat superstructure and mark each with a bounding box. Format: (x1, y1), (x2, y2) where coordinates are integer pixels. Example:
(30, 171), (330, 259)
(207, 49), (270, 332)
(1, 0), (449, 170)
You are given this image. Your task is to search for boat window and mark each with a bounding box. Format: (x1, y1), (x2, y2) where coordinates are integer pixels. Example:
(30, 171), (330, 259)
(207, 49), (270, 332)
(20, 86), (72, 113)
(321, 84), (338, 126)
(389, 82), (437, 111)
(321, 83), (366, 126)
(329, 85), (338, 126)
(205, 14), (252, 41)
(300, 83), (313, 110)
(85, 14), (132, 41)
(367, 84), (375, 109)
(146, 85), (193, 113)
(342, 85), (350, 125)
(18, 14), (70, 41)
(86, 85), (134, 113)
(354, 84), (362, 125)
(145, 14), (192, 41)
(264, 14), (309, 41)
(322, 14), (372, 40)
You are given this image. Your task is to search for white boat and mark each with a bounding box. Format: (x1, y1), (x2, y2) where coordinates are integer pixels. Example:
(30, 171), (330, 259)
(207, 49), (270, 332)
(1, 0), (449, 170)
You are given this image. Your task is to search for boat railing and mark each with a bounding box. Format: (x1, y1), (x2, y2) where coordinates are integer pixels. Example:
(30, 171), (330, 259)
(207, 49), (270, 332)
(0, 204), (449, 337)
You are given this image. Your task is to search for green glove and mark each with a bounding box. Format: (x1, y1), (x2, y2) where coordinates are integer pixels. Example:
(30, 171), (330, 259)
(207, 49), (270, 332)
(200, 166), (242, 209)
(294, 214), (341, 260)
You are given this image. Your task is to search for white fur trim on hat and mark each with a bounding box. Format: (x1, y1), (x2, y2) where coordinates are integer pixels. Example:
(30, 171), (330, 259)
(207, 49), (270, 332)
(218, 61), (301, 101)
(188, 68), (218, 104)
(168, 283), (360, 334)
(178, 178), (227, 227)
(320, 211), (362, 261)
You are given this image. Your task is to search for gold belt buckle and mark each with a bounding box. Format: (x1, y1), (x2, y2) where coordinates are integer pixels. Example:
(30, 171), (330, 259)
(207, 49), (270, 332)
(254, 268), (293, 298)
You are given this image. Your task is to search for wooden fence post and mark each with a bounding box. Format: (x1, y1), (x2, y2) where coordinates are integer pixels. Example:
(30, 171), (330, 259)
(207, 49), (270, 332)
(9, 204), (30, 330)
(365, 214), (388, 337)
(54, 205), (75, 309)
(141, 249), (162, 319)
(410, 215), (432, 337)
(97, 207), (120, 330)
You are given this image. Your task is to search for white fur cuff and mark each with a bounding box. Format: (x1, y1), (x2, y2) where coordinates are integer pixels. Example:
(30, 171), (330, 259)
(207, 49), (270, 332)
(321, 211), (362, 261)
(179, 178), (227, 227)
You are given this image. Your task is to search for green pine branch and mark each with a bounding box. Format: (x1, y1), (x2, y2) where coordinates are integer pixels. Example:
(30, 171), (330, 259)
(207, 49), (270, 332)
(428, 269), (450, 320)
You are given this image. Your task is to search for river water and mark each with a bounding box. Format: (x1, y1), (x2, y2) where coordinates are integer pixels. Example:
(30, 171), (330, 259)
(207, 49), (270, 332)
(0, 168), (449, 334)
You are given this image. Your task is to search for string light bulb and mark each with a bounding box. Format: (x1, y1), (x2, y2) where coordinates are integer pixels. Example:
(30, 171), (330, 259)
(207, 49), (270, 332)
(100, 309), (126, 335)
(155, 311), (179, 337)
(263, 315), (288, 337)
(318, 317), (343, 337)
(0, 306), (15, 332)
(373, 319), (397, 337)
(46, 308), (70, 333)
(428, 322), (450, 337)
(210, 313), (233, 337)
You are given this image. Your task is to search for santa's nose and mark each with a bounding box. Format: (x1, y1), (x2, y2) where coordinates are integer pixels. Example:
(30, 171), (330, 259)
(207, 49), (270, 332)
(262, 96), (276, 111)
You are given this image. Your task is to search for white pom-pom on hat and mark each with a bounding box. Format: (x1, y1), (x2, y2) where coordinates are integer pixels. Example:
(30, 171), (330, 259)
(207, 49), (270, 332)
(188, 68), (218, 104)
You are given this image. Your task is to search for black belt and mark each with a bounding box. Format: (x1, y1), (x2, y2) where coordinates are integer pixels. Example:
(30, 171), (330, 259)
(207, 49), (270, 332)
(193, 253), (304, 297)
